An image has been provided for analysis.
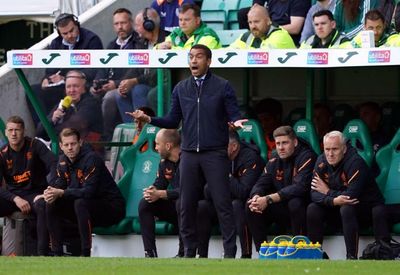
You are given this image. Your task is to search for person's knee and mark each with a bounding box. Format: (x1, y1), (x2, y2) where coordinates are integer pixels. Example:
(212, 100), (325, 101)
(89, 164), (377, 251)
(33, 198), (46, 213)
(138, 198), (152, 214)
(73, 198), (88, 213)
(340, 205), (356, 221)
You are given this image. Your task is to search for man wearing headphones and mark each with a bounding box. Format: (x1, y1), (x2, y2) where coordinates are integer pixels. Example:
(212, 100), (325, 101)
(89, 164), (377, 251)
(157, 3), (221, 49)
(28, 13), (103, 127)
(111, 8), (164, 126)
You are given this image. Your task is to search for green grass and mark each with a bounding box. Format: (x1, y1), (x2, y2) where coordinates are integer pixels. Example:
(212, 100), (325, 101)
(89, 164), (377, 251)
(0, 258), (398, 275)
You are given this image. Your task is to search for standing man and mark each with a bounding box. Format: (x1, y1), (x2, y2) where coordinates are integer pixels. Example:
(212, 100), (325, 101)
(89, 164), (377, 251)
(138, 128), (183, 258)
(28, 13), (103, 126)
(307, 131), (389, 259)
(130, 44), (247, 258)
(300, 10), (351, 49)
(0, 116), (57, 255)
(157, 3), (221, 49)
(197, 130), (265, 258)
(44, 128), (126, 256)
(246, 126), (317, 251)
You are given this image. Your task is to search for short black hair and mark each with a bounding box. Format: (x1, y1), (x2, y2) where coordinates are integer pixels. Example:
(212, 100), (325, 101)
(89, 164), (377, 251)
(365, 9), (385, 25)
(313, 10), (335, 21)
(113, 8), (132, 17)
(180, 3), (201, 17)
(190, 44), (212, 60)
(138, 106), (155, 117)
(273, 125), (297, 140)
(228, 130), (240, 144)
(55, 13), (79, 28)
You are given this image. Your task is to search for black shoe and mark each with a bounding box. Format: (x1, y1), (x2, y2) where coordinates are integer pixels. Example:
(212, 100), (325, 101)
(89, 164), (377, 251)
(145, 250), (158, 258)
(241, 254), (251, 259)
(346, 254), (357, 260)
(184, 249), (196, 258)
(223, 254), (235, 259)
(81, 248), (91, 257)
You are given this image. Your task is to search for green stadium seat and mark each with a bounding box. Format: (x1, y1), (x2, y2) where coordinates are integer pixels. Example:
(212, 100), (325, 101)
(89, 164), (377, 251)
(94, 124), (160, 235)
(238, 119), (268, 161)
(201, 0), (240, 30)
(375, 128), (400, 233)
(294, 119), (321, 155)
(343, 119), (374, 167)
(285, 107), (306, 126)
(381, 101), (400, 138)
(108, 123), (136, 181)
(333, 104), (355, 131)
(217, 29), (246, 46)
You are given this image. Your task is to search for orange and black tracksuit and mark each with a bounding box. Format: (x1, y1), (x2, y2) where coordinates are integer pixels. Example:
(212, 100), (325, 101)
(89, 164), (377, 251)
(46, 144), (125, 256)
(0, 137), (57, 255)
(307, 142), (389, 259)
(138, 158), (181, 257)
(246, 138), (317, 251)
(197, 142), (265, 258)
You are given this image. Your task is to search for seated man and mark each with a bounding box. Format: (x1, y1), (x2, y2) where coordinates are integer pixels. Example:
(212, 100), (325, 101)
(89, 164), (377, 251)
(151, 0), (194, 34)
(300, 0), (336, 43)
(246, 126), (317, 251)
(0, 116), (57, 255)
(197, 130), (265, 258)
(351, 9), (400, 48)
(28, 13), (103, 126)
(44, 128), (126, 256)
(157, 3), (221, 49)
(300, 10), (351, 49)
(230, 4), (295, 49)
(89, 8), (141, 141)
(138, 128), (183, 258)
(307, 131), (389, 259)
(36, 70), (103, 143)
(253, 97), (283, 159)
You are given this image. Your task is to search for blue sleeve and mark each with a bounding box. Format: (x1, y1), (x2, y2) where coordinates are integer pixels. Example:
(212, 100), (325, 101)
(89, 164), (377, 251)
(223, 82), (241, 122)
(151, 87), (182, 128)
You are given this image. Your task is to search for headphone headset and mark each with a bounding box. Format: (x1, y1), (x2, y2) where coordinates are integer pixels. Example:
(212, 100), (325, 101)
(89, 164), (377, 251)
(142, 8), (155, 32)
(54, 13), (80, 35)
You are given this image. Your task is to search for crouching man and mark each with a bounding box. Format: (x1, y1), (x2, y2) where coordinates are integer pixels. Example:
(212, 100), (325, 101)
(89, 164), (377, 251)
(44, 128), (125, 256)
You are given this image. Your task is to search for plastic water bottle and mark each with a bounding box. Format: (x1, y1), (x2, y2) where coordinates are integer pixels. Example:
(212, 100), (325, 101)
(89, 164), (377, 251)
(277, 240), (288, 259)
(284, 241), (296, 259)
(259, 241), (269, 259)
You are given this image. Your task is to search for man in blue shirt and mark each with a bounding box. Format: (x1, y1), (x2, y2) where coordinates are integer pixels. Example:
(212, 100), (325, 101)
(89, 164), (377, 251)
(151, 0), (194, 34)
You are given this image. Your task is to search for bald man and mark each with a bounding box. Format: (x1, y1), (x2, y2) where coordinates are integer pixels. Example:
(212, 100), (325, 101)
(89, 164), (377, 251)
(229, 4), (295, 49)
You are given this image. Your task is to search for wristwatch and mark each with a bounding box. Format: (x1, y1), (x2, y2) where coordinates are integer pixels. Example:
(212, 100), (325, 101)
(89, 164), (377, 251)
(266, 195), (273, 205)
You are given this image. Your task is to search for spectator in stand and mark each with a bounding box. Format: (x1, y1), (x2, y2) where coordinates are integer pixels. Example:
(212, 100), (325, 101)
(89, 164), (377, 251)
(157, 3), (221, 49)
(36, 70), (103, 143)
(351, 9), (400, 47)
(253, 97), (283, 159)
(300, 0), (336, 43)
(229, 4), (296, 49)
(246, 126), (317, 251)
(237, 0), (310, 46)
(28, 13), (103, 126)
(113, 8), (164, 124)
(334, 0), (379, 39)
(307, 131), (389, 259)
(44, 128), (125, 256)
(197, 130), (265, 258)
(90, 8), (141, 141)
(300, 10), (351, 49)
(138, 128), (183, 258)
(0, 116), (57, 256)
(151, 0), (194, 34)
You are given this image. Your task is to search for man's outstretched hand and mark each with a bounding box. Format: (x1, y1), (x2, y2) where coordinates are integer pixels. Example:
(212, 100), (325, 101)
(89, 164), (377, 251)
(228, 119), (248, 130)
(126, 110), (151, 123)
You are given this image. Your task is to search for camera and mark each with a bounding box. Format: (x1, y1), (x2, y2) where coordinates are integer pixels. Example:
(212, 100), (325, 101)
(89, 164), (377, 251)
(93, 79), (109, 90)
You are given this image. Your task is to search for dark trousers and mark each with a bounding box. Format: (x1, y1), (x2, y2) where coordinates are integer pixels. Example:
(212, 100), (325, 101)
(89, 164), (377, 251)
(138, 198), (183, 256)
(307, 202), (390, 258)
(179, 150), (237, 257)
(46, 197), (125, 256)
(246, 197), (307, 251)
(197, 199), (252, 258)
(0, 193), (49, 255)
